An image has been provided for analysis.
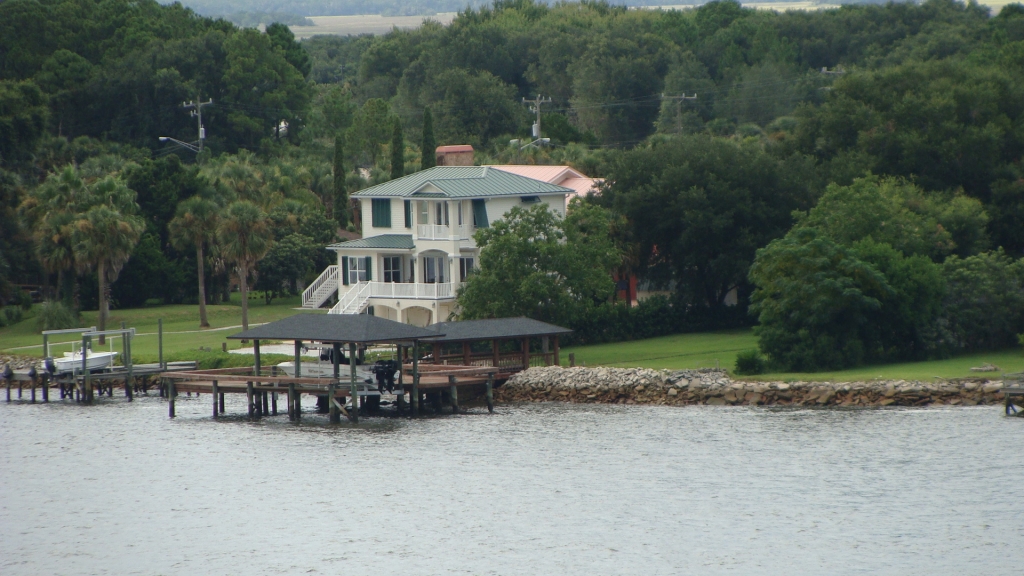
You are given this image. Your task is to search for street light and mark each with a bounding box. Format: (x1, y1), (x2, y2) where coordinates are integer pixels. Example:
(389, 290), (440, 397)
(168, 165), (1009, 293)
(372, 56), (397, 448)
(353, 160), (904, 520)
(157, 136), (201, 153)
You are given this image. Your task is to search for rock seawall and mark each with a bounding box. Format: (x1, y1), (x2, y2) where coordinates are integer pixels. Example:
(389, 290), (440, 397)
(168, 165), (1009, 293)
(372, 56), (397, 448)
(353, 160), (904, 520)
(497, 366), (1009, 407)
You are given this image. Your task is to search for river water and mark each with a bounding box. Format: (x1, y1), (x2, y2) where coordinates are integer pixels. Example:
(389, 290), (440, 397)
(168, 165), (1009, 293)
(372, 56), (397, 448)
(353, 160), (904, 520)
(1, 394), (1021, 575)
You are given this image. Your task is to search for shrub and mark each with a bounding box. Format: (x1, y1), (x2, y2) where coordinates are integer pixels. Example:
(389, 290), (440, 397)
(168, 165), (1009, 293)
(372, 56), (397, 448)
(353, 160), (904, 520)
(734, 349), (766, 375)
(1, 305), (23, 326)
(35, 301), (78, 332)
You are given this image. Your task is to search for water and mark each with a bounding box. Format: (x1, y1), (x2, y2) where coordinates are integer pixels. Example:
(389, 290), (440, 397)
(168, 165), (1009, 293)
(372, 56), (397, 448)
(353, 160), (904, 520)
(1, 395), (1021, 575)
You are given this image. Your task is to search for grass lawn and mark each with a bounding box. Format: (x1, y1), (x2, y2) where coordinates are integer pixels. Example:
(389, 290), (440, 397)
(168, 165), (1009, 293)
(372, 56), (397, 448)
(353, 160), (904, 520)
(0, 294), (322, 366)
(561, 329), (1024, 381)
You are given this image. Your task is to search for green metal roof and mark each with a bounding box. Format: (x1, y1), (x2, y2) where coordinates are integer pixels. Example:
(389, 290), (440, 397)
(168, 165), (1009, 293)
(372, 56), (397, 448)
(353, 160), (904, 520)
(351, 166), (570, 199)
(328, 234), (415, 250)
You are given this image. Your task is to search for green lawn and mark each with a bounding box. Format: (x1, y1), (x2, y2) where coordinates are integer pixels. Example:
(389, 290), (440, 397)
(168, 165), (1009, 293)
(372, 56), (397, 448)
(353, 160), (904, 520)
(0, 294), (322, 364)
(561, 329), (1024, 381)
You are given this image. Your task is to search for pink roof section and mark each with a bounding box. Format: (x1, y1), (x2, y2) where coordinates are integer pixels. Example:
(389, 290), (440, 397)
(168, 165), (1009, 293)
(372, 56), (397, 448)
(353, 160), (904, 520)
(488, 165), (601, 206)
(436, 145), (474, 153)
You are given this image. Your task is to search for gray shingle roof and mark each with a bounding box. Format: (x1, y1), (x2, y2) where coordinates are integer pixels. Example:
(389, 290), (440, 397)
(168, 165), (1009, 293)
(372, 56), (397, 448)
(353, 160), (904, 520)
(427, 317), (572, 342)
(328, 234), (415, 250)
(351, 166), (570, 199)
(228, 314), (444, 344)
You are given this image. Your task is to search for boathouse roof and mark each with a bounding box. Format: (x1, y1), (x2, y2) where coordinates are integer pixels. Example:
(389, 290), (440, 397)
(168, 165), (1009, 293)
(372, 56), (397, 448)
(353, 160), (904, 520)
(427, 317), (571, 342)
(228, 314), (444, 344)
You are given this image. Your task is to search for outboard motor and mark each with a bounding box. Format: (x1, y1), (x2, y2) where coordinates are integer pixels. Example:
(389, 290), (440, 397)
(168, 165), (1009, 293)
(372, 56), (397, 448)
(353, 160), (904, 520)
(372, 360), (398, 393)
(2, 363), (12, 382)
(44, 356), (56, 375)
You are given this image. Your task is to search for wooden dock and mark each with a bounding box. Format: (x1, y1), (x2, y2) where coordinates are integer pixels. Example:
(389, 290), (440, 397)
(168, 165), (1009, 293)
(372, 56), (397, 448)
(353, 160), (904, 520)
(3, 362), (197, 403)
(159, 364), (513, 420)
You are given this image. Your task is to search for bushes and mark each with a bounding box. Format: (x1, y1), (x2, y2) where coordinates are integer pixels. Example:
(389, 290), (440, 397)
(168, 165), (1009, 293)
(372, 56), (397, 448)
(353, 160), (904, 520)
(734, 349), (766, 375)
(0, 305), (23, 327)
(35, 301), (78, 331)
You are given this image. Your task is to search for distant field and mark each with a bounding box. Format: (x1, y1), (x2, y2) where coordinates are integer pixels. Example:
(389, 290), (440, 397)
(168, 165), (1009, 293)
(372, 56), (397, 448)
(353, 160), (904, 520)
(560, 329), (1024, 382)
(291, 1), (1017, 38)
(291, 13), (456, 38)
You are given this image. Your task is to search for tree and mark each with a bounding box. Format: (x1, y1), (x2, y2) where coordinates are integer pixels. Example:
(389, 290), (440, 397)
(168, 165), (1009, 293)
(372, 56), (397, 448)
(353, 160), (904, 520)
(169, 196), (219, 327)
(421, 107), (436, 169)
(457, 202), (618, 325)
(217, 200), (272, 331)
(71, 176), (146, 342)
(390, 117), (404, 180)
(601, 135), (818, 315)
(0, 80), (48, 168)
(347, 98), (393, 165)
(940, 250), (1024, 352)
(332, 135), (349, 227)
(254, 233), (317, 303)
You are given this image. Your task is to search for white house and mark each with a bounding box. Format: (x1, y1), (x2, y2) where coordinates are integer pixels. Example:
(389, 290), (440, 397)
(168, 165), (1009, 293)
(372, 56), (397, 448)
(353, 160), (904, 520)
(301, 166), (571, 326)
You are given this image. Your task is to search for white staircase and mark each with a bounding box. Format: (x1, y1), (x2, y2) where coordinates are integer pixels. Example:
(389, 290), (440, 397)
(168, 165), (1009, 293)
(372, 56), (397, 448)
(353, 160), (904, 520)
(329, 282), (371, 315)
(302, 265), (338, 309)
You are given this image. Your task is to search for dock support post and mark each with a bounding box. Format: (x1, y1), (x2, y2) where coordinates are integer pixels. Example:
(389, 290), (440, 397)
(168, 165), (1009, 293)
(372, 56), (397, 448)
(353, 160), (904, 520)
(42, 372), (49, 402)
(247, 382), (254, 418)
(328, 383), (338, 423)
(288, 384), (296, 421)
(82, 334), (92, 404)
(486, 372), (494, 413)
(272, 392), (278, 415)
(348, 342), (358, 423)
(4, 368), (10, 402)
(262, 390), (269, 415)
(125, 332), (133, 401)
(411, 341), (420, 417)
(168, 379), (176, 418)
(30, 370), (36, 403)
(212, 381), (219, 417)
(158, 319), (164, 369)
(449, 376), (459, 414)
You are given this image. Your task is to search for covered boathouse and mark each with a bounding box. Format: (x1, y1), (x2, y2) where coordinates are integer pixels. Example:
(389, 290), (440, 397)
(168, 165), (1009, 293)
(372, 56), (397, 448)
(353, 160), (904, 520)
(158, 314), (572, 421)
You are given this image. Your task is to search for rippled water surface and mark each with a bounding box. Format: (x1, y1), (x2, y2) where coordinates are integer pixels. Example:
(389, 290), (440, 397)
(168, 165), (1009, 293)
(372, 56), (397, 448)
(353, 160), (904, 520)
(2, 394), (1022, 575)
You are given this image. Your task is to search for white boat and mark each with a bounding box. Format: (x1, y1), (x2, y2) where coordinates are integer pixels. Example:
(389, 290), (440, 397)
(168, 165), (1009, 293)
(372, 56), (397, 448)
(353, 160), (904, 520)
(275, 361), (374, 382)
(53, 349), (119, 373)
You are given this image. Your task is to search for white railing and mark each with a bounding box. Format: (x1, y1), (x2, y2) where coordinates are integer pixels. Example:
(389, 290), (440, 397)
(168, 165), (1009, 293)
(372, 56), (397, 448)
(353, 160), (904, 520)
(416, 224), (471, 240)
(328, 282), (456, 314)
(301, 265), (338, 309)
(329, 282), (371, 315)
(366, 281), (454, 300)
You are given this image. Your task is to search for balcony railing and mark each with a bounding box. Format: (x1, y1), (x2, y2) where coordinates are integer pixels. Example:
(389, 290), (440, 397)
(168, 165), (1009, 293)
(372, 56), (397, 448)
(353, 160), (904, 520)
(416, 224), (471, 240)
(335, 281), (456, 302)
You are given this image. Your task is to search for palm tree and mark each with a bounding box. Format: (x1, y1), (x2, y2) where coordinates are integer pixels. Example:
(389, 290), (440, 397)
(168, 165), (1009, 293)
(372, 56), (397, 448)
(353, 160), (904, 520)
(217, 201), (272, 331)
(26, 167), (89, 307)
(71, 177), (145, 342)
(169, 196), (219, 328)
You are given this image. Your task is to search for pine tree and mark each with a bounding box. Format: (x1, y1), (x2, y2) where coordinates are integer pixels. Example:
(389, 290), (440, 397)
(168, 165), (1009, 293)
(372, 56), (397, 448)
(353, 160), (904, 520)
(390, 118), (404, 180)
(332, 135), (349, 228)
(421, 107), (436, 170)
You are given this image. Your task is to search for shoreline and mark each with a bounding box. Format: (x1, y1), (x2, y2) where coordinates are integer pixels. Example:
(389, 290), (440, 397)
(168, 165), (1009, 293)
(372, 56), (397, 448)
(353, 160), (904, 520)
(496, 366), (1011, 407)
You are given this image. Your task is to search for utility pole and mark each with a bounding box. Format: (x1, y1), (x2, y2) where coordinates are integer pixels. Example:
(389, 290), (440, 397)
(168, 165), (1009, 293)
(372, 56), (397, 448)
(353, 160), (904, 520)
(182, 95), (213, 151)
(662, 93), (697, 133)
(522, 94), (552, 141)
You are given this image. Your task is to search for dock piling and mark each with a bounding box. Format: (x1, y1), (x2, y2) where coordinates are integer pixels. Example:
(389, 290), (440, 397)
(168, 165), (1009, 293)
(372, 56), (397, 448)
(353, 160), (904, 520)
(288, 383), (296, 421)
(348, 342), (358, 423)
(448, 375), (459, 414)
(247, 382), (254, 418)
(212, 380), (219, 417)
(486, 373), (495, 413)
(168, 379), (176, 418)
(272, 391), (278, 415)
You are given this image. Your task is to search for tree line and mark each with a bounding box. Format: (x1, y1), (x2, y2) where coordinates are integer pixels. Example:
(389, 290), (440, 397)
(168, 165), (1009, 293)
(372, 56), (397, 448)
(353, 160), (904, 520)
(4, 0), (1024, 372)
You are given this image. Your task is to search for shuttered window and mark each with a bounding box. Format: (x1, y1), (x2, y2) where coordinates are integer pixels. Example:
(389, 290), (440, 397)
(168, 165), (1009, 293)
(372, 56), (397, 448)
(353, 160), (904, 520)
(404, 200), (411, 228)
(472, 199), (488, 228)
(372, 199), (391, 228)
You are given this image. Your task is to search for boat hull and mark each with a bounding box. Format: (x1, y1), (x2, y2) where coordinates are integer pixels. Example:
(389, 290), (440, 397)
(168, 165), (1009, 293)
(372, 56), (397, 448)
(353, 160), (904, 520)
(53, 351), (119, 373)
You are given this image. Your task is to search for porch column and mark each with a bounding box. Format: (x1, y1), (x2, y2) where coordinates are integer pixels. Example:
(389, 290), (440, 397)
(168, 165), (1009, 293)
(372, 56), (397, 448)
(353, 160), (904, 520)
(462, 342), (471, 366)
(553, 336), (560, 366)
(492, 339), (500, 368)
(521, 337), (529, 370)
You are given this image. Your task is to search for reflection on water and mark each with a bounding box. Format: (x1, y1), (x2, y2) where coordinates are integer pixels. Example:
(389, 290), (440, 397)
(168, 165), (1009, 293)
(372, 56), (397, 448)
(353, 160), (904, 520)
(1, 395), (1022, 575)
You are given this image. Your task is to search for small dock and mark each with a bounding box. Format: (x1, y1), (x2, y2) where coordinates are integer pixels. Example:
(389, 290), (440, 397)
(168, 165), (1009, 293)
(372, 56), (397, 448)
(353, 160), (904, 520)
(1002, 372), (1024, 416)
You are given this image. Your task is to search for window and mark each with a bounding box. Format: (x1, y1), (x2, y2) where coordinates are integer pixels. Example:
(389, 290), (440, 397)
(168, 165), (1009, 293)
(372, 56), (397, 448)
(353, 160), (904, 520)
(418, 201), (428, 225)
(372, 199), (391, 228)
(424, 256), (446, 284)
(459, 257), (475, 281)
(383, 256), (402, 283)
(404, 200), (411, 228)
(520, 196), (540, 204)
(347, 257), (368, 284)
(472, 199), (488, 228)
